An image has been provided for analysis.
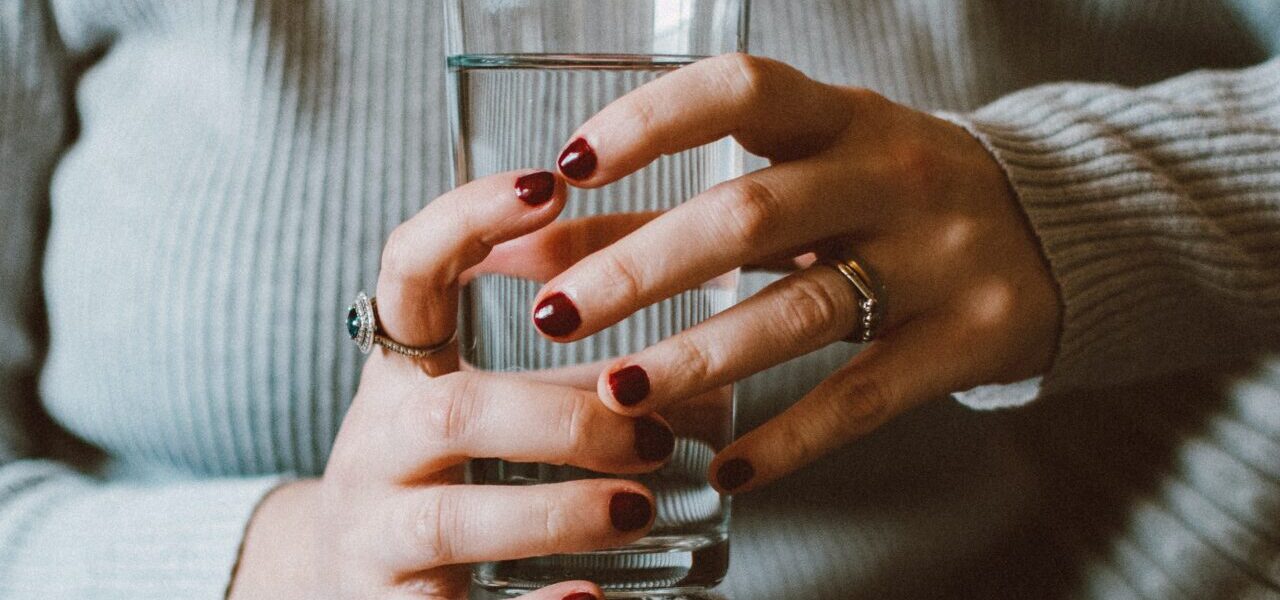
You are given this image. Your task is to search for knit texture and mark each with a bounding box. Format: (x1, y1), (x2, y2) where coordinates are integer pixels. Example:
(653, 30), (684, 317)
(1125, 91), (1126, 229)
(954, 57), (1280, 403)
(1, 1), (1278, 598)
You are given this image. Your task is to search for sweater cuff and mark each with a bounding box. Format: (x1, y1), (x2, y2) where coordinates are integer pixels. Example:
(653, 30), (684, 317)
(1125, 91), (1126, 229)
(937, 81), (1247, 398)
(942, 97), (1112, 399)
(951, 377), (1043, 410)
(1, 465), (284, 599)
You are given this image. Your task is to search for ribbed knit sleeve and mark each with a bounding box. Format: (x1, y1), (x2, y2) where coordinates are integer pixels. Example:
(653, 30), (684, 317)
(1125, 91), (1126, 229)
(0, 4), (283, 598)
(948, 56), (1280, 407)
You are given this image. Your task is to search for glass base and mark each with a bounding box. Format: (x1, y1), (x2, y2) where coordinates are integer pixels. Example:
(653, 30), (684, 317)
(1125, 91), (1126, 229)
(474, 534), (728, 599)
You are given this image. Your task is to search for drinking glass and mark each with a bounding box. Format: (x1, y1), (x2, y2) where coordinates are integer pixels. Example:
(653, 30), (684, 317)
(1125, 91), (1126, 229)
(444, 1), (749, 597)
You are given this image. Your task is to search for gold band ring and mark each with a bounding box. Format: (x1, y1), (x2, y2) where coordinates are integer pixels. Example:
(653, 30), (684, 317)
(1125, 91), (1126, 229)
(816, 256), (883, 344)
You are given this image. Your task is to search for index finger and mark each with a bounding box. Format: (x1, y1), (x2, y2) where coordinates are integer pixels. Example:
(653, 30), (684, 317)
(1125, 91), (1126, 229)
(464, 211), (661, 284)
(374, 170), (566, 374)
(556, 53), (854, 186)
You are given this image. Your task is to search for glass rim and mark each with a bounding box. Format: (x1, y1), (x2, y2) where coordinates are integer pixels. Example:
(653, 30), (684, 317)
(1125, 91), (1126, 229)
(443, 0), (752, 58)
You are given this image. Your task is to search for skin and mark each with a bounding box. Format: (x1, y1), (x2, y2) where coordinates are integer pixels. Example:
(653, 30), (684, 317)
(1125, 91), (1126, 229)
(231, 53), (1060, 597)
(539, 53), (1062, 493)
(230, 172), (663, 599)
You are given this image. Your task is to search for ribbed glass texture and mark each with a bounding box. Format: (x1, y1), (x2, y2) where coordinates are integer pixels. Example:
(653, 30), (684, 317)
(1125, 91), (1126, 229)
(445, 2), (747, 597)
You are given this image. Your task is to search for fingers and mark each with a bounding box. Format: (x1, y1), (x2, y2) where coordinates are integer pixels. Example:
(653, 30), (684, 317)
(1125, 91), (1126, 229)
(596, 265), (867, 414)
(371, 369), (675, 481)
(375, 170), (566, 366)
(533, 158), (865, 340)
(393, 577), (603, 600)
(379, 480), (654, 572)
(513, 582), (605, 600)
(486, 360), (610, 391)
(557, 53), (855, 186)
(392, 580), (605, 600)
(466, 211), (661, 284)
(708, 317), (968, 494)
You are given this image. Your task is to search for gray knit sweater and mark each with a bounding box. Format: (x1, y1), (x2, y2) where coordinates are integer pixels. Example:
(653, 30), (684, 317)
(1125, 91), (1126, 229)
(2, 1), (1279, 598)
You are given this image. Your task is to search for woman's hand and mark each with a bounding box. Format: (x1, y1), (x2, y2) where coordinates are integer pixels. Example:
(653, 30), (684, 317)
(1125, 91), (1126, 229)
(231, 171), (674, 599)
(533, 54), (1062, 493)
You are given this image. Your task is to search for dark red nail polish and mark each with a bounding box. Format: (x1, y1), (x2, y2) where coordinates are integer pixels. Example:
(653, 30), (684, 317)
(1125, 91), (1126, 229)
(608, 365), (651, 407)
(609, 492), (652, 532)
(558, 137), (597, 180)
(716, 458), (755, 491)
(562, 594), (597, 600)
(533, 292), (581, 337)
(633, 417), (675, 462)
(515, 171), (556, 206)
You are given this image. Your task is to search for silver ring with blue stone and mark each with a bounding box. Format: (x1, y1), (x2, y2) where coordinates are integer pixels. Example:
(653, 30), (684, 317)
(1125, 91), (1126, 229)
(346, 292), (457, 358)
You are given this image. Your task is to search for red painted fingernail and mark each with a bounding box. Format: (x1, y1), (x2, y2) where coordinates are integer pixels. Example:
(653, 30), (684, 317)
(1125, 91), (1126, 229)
(716, 458), (755, 491)
(609, 492), (653, 532)
(633, 417), (675, 462)
(558, 137), (597, 180)
(608, 365), (651, 407)
(514, 171), (556, 206)
(562, 594), (597, 600)
(533, 292), (581, 337)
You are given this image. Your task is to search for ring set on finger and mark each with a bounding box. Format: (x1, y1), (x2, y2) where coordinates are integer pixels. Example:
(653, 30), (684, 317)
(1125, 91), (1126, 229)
(345, 254), (884, 356)
(814, 254), (883, 344)
(345, 292), (457, 358)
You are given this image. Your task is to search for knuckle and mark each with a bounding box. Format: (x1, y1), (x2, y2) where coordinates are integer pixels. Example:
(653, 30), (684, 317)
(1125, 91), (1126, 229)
(595, 251), (646, 306)
(836, 377), (896, 433)
(833, 86), (892, 132)
(887, 137), (941, 198)
(843, 86), (889, 112)
(538, 494), (575, 550)
(775, 412), (827, 468)
(559, 393), (592, 456)
(671, 333), (716, 385)
(408, 490), (458, 568)
(421, 372), (480, 444)
(380, 223), (417, 281)
(893, 138), (934, 171)
(620, 91), (661, 141)
(714, 178), (780, 244)
(963, 279), (1019, 331)
(380, 204), (484, 289)
(719, 52), (780, 104)
(774, 275), (845, 346)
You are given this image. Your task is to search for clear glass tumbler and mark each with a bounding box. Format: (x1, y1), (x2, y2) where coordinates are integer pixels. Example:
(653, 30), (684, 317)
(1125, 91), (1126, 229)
(444, 1), (749, 598)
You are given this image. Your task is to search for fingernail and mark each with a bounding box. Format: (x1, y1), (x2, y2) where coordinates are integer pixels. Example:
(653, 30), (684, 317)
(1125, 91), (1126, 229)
(716, 458), (755, 491)
(533, 292), (581, 337)
(608, 365), (650, 407)
(633, 417), (675, 462)
(562, 594), (597, 600)
(609, 492), (653, 532)
(558, 137), (597, 180)
(514, 171), (556, 206)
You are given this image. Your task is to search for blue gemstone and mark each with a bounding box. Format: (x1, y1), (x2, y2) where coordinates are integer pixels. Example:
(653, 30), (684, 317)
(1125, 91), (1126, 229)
(346, 306), (360, 339)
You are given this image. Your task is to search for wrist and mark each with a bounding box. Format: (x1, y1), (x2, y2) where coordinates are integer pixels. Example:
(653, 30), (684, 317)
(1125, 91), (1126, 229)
(228, 479), (323, 599)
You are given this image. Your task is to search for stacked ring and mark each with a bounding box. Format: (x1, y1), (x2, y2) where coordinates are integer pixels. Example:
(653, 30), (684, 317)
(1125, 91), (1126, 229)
(345, 292), (457, 358)
(816, 256), (883, 344)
